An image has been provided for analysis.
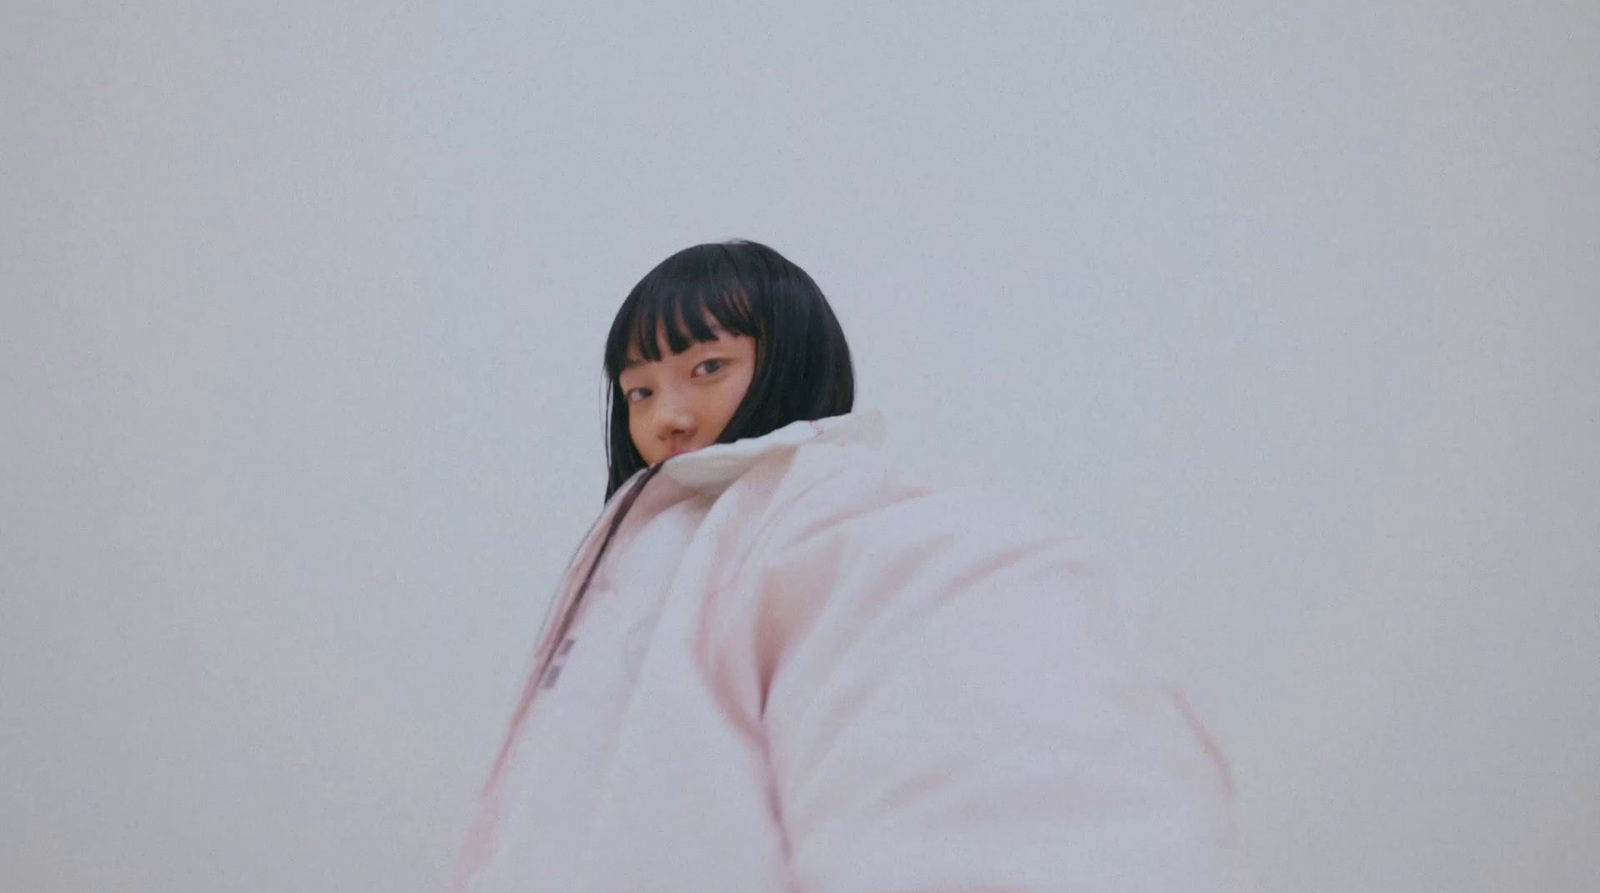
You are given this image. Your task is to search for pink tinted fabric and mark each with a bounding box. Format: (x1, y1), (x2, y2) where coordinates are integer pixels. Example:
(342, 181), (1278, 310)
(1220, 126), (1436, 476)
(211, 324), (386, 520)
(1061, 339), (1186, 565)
(455, 411), (1243, 892)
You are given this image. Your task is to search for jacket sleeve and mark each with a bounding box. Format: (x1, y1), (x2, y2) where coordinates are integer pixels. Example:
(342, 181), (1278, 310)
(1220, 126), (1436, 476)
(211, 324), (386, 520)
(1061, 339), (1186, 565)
(740, 482), (1242, 893)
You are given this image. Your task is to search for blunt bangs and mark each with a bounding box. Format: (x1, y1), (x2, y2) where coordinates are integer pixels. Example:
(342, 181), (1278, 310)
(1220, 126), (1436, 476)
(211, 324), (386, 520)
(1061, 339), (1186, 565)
(603, 248), (762, 378)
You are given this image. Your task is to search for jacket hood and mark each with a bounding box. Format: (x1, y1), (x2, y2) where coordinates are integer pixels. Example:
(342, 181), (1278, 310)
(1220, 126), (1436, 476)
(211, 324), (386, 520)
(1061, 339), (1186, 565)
(655, 409), (885, 494)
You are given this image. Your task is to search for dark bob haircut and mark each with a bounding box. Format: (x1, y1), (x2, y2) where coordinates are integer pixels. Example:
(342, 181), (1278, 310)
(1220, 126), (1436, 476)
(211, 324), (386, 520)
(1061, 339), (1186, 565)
(602, 240), (854, 500)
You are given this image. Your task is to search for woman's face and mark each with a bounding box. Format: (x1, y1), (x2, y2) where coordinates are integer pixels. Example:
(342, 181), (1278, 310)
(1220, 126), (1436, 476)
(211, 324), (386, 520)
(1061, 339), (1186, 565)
(618, 321), (757, 466)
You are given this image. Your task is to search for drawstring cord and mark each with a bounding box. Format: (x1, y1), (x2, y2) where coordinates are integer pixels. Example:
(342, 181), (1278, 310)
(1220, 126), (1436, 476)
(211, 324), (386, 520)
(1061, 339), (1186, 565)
(481, 461), (668, 795)
(539, 461), (667, 688)
(461, 461), (669, 884)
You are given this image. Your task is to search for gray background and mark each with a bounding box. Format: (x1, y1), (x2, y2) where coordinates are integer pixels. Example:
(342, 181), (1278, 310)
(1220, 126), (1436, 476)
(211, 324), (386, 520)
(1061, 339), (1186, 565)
(4, 3), (1597, 891)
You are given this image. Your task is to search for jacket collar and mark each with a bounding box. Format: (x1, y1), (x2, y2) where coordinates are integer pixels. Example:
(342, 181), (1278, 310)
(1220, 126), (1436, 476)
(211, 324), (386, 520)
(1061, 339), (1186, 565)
(655, 409), (885, 494)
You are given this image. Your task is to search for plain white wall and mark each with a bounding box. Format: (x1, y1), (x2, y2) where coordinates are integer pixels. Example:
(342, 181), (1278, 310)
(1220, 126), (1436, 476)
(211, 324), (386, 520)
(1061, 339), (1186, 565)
(4, 3), (1596, 891)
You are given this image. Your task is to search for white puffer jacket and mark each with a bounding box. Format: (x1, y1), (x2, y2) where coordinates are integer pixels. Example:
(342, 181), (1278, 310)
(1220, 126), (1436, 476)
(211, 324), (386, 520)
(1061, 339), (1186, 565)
(455, 410), (1242, 892)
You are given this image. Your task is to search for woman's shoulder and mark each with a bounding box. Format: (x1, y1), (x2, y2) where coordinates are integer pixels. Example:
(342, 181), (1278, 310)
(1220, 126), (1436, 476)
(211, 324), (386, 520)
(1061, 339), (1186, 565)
(759, 440), (1078, 556)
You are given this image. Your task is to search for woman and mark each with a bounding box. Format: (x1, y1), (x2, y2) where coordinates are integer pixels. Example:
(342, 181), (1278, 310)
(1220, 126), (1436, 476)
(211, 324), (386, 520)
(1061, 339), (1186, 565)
(454, 240), (1241, 892)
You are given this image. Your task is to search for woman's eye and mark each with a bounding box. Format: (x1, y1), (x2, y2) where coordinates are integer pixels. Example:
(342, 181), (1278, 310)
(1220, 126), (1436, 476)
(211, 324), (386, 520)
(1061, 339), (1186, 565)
(625, 388), (650, 403)
(695, 359), (724, 376)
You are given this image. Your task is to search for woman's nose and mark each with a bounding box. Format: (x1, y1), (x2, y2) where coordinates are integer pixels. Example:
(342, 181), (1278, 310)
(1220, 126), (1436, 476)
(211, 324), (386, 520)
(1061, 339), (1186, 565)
(654, 397), (696, 441)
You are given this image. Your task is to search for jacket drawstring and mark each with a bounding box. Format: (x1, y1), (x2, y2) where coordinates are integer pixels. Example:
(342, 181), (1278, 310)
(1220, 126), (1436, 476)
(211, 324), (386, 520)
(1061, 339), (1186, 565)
(480, 462), (667, 799)
(537, 462), (667, 688)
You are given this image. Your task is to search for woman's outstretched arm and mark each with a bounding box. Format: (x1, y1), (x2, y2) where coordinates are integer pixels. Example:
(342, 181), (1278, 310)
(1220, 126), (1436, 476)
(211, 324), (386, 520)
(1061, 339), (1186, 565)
(740, 483), (1242, 893)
